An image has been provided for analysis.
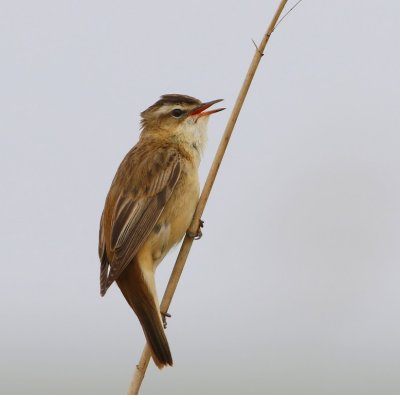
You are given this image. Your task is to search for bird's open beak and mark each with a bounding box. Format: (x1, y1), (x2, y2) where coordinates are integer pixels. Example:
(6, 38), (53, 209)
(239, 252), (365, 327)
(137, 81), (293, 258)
(190, 99), (225, 117)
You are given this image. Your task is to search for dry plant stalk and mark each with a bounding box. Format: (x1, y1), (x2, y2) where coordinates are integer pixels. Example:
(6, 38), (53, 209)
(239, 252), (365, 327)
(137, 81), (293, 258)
(127, 1), (289, 393)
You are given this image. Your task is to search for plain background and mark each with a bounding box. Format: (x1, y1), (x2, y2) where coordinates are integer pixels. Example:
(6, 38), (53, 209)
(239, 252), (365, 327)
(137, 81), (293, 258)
(1, 1), (400, 394)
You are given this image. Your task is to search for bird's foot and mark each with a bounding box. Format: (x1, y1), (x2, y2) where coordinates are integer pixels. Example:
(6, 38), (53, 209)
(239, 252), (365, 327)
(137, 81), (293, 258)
(161, 311), (171, 329)
(187, 219), (204, 240)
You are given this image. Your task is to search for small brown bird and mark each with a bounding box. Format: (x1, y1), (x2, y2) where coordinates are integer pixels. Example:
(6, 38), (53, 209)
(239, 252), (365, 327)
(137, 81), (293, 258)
(98, 94), (224, 368)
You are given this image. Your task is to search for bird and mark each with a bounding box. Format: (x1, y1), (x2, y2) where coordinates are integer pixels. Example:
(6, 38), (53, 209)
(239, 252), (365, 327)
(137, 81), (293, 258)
(98, 94), (224, 368)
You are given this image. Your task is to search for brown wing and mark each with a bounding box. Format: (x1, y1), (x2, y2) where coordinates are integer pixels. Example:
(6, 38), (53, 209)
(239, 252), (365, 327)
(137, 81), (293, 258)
(99, 145), (181, 296)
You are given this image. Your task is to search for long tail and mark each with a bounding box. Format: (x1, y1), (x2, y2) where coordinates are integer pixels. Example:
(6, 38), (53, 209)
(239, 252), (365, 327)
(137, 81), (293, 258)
(116, 258), (172, 368)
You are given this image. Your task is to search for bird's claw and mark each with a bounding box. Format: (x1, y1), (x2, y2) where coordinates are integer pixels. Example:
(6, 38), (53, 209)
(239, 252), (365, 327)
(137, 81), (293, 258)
(161, 311), (171, 329)
(187, 219), (204, 240)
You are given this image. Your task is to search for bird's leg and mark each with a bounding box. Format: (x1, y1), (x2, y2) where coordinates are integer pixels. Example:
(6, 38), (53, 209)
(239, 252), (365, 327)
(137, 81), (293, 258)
(187, 219), (204, 240)
(161, 311), (171, 329)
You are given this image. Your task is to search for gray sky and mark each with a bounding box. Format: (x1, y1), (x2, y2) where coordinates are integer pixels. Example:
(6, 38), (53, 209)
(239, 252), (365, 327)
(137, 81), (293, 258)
(2, 1), (400, 394)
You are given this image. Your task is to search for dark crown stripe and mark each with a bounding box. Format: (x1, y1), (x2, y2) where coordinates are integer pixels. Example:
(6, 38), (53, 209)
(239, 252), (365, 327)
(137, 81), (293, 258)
(141, 94), (201, 117)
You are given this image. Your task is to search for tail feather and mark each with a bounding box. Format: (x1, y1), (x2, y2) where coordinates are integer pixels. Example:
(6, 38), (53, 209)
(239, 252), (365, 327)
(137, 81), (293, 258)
(116, 258), (172, 368)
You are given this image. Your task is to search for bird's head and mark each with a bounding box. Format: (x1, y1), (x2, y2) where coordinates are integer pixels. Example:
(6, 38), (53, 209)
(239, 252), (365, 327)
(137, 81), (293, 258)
(140, 94), (224, 148)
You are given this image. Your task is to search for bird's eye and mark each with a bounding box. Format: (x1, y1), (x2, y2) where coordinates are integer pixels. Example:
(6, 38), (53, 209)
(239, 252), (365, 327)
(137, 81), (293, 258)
(171, 109), (184, 118)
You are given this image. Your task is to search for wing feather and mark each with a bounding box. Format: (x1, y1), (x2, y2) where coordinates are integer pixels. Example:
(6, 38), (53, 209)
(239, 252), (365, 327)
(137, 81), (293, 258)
(99, 146), (181, 296)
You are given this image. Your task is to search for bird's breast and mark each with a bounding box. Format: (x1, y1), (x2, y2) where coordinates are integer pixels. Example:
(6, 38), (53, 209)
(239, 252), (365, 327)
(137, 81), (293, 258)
(144, 161), (199, 268)
(162, 163), (199, 246)
(139, 157), (199, 270)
